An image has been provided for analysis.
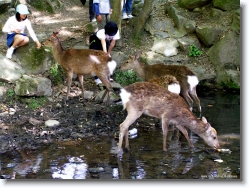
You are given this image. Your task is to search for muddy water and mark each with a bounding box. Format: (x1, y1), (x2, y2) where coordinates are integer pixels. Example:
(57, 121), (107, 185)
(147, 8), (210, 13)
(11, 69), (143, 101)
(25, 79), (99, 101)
(0, 91), (240, 180)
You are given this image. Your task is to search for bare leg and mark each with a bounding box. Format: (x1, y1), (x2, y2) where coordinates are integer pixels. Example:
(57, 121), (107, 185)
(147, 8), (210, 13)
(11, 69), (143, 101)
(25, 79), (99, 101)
(12, 35), (29, 48)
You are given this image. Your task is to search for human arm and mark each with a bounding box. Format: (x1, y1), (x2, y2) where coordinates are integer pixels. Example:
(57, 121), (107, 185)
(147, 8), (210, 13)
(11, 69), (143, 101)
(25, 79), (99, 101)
(25, 20), (41, 49)
(100, 38), (107, 53)
(107, 39), (116, 57)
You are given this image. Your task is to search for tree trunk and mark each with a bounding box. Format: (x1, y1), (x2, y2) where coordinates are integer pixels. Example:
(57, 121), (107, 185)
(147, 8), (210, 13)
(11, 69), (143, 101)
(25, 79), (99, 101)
(132, 0), (154, 38)
(110, 0), (123, 28)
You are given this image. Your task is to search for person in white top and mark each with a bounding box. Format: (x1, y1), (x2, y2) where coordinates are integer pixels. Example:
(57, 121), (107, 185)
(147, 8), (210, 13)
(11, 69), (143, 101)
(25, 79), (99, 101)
(89, 21), (120, 84)
(2, 4), (41, 59)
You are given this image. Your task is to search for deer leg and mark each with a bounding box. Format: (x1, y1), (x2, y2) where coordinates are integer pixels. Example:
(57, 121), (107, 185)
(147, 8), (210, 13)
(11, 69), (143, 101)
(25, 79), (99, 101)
(77, 74), (84, 100)
(161, 117), (170, 151)
(180, 90), (193, 111)
(175, 124), (194, 148)
(189, 86), (201, 115)
(66, 71), (74, 101)
(98, 75), (112, 103)
(117, 107), (143, 156)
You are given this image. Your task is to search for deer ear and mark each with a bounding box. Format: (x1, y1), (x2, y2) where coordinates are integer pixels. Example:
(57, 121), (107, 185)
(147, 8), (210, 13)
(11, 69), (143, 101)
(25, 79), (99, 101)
(135, 51), (141, 59)
(205, 123), (211, 132)
(202, 116), (207, 124)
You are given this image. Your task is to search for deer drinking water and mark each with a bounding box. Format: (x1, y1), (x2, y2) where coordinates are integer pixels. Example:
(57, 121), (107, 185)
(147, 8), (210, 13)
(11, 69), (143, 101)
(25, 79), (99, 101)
(42, 30), (116, 103)
(117, 82), (220, 157)
(120, 52), (201, 113)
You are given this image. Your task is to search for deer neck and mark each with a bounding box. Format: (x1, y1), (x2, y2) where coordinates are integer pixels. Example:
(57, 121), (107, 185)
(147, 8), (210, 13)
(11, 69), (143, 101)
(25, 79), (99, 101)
(186, 118), (206, 135)
(134, 61), (146, 80)
(52, 39), (65, 64)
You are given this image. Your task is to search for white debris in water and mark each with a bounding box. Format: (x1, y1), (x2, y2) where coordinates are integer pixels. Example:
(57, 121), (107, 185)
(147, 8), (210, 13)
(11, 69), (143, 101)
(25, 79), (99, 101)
(112, 168), (119, 179)
(52, 157), (88, 179)
(214, 159), (223, 163)
(128, 128), (137, 136)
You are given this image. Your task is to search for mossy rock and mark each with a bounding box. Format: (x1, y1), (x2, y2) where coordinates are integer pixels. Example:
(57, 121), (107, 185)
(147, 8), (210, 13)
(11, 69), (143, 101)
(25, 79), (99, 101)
(15, 44), (55, 75)
(27, 0), (62, 14)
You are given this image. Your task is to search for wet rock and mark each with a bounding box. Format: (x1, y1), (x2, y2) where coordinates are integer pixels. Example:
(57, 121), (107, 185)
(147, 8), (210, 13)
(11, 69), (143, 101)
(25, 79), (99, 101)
(88, 167), (105, 173)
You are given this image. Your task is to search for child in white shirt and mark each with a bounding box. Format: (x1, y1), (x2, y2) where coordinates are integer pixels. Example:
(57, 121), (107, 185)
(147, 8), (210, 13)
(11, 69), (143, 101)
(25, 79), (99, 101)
(2, 4), (41, 59)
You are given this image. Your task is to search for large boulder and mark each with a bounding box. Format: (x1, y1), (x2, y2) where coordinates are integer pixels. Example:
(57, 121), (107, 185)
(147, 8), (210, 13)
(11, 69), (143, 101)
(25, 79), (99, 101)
(177, 0), (211, 10)
(14, 43), (55, 75)
(0, 0), (11, 14)
(196, 24), (223, 47)
(14, 75), (53, 96)
(207, 31), (240, 87)
(213, 0), (240, 11)
(0, 54), (25, 82)
(207, 31), (240, 69)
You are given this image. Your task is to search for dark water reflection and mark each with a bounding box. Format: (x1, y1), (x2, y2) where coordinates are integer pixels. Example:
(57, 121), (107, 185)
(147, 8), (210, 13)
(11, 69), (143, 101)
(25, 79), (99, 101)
(0, 91), (240, 180)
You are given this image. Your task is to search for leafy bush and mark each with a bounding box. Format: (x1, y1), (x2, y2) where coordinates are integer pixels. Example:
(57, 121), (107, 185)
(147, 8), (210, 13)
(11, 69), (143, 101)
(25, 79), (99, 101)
(189, 44), (202, 57)
(49, 63), (66, 86)
(114, 70), (142, 86)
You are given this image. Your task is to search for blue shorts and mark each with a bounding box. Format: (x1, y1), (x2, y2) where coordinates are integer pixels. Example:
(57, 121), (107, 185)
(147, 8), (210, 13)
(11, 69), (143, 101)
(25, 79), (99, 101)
(6, 33), (27, 47)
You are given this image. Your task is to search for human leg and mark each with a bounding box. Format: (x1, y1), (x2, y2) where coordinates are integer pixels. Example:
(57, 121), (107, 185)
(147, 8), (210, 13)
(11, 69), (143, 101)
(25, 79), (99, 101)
(126, 0), (134, 18)
(89, 0), (95, 22)
(6, 34), (29, 59)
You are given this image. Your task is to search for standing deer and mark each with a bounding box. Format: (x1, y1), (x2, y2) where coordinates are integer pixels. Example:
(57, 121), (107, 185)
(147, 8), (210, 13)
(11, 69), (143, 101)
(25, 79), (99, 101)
(120, 52), (201, 113)
(117, 82), (219, 157)
(42, 30), (116, 103)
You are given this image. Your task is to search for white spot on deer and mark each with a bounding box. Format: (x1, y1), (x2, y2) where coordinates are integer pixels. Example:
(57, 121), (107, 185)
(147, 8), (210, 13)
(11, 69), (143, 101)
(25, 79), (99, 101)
(168, 83), (180, 94)
(187, 75), (199, 91)
(120, 88), (131, 110)
(108, 60), (117, 75)
(89, 55), (101, 64)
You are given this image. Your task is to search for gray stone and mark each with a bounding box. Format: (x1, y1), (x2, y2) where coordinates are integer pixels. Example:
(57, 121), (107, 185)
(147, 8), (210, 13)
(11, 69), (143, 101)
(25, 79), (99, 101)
(14, 75), (53, 96)
(45, 120), (60, 127)
(0, 54), (26, 82)
(177, 0), (211, 10)
(196, 24), (222, 47)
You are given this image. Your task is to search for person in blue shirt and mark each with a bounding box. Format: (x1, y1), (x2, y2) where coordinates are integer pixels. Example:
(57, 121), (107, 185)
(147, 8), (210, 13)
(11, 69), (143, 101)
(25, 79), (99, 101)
(93, 0), (112, 29)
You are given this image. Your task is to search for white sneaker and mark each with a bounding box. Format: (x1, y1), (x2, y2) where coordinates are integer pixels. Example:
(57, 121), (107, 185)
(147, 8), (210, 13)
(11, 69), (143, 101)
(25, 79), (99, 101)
(95, 78), (102, 85)
(6, 47), (14, 59)
(122, 13), (129, 20)
(91, 18), (96, 22)
(128, 14), (134, 18)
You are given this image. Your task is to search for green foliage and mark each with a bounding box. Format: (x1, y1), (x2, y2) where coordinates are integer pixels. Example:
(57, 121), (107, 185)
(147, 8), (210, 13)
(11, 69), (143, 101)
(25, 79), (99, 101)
(114, 70), (142, 86)
(49, 63), (66, 86)
(221, 80), (240, 90)
(0, 82), (5, 86)
(189, 44), (203, 57)
(25, 97), (47, 110)
(7, 89), (15, 97)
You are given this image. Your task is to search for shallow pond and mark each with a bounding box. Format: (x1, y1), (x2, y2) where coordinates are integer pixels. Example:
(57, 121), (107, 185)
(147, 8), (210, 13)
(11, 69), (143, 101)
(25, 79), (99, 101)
(0, 90), (240, 180)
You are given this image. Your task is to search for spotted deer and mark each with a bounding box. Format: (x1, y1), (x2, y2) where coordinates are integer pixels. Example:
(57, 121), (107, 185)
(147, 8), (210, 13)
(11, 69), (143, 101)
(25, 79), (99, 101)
(117, 82), (219, 157)
(149, 74), (180, 94)
(42, 30), (116, 103)
(120, 52), (201, 114)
